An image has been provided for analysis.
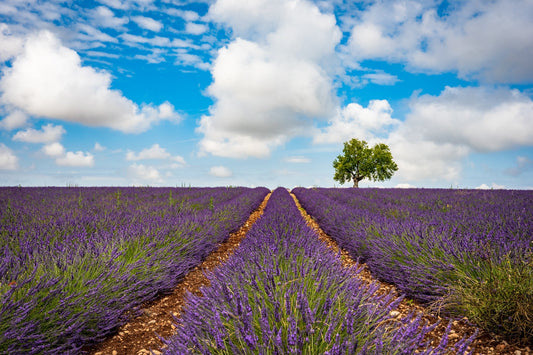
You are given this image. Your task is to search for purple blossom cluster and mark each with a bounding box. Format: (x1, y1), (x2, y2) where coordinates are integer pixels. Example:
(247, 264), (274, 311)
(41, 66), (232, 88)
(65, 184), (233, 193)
(163, 188), (473, 354)
(0, 186), (268, 354)
(292, 187), (533, 341)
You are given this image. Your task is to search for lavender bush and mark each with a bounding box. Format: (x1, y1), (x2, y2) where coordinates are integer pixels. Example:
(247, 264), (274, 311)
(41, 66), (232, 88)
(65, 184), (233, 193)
(0, 186), (268, 354)
(163, 188), (472, 354)
(292, 187), (533, 343)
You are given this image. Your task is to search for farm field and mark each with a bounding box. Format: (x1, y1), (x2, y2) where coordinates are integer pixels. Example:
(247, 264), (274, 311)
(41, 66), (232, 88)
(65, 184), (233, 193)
(0, 186), (269, 354)
(293, 188), (533, 348)
(0, 186), (531, 354)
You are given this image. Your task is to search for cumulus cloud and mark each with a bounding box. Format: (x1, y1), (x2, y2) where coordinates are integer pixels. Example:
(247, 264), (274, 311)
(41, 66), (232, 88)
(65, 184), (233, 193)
(12, 124), (65, 143)
(42, 142), (66, 157)
(384, 85), (533, 183)
(209, 165), (232, 178)
(0, 23), (24, 62)
(132, 16), (163, 32)
(0, 31), (180, 133)
(346, 0), (533, 83)
(405, 86), (533, 152)
(312, 84), (533, 184)
(126, 143), (185, 164)
(0, 143), (18, 170)
(56, 151), (95, 167)
(128, 163), (163, 183)
(0, 110), (28, 130)
(198, 0), (341, 158)
(314, 100), (400, 144)
(42, 142), (94, 167)
(387, 132), (469, 182)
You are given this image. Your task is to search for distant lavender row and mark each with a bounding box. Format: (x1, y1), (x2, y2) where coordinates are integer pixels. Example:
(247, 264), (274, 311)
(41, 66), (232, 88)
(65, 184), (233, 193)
(0, 186), (269, 354)
(163, 188), (472, 354)
(292, 187), (533, 343)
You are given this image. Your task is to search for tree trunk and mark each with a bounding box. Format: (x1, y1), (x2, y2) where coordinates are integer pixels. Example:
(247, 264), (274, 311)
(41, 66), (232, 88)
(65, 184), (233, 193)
(353, 178), (359, 188)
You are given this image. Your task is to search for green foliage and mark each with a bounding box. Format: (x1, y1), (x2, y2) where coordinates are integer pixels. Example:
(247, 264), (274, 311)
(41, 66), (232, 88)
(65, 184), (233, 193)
(333, 138), (398, 187)
(444, 254), (533, 344)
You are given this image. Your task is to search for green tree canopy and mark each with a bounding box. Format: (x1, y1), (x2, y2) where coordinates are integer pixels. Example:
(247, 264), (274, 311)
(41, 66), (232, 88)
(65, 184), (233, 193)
(333, 138), (398, 187)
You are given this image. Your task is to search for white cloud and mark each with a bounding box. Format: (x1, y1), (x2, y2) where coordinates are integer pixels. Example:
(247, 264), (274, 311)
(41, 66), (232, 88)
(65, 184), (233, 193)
(395, 183), (416, 188)
(362, 71), (399, 86)
(199, 0), (341, 158)
(126, 143), (185, 165)
(382, 85), (533, 183)
(12, 124), (65, 143)
(0, 31), (179, 133)
(313, 84), (533, 183)
(135, 49), (166, 64)
(120, 33), (196, 48)
(174, 49), (210, 70)
(132, 16), (163, 32)
(128, 163), (163, 182)
(42, 142), (94, 167)
(0, 110), (28, 130)
(284, 156), (310, 163)
(185, 22), (208, 35)
(345, 0), (533, 83)
(313, 100), (400, 144)
(76, 23), (119, 44)
(42, 142), (66, 157)
(91, 6), (128, 29)
(94, 142), (106, 151)
(165, 8), (200, 22)
(0, 23), (24, 62)
(97, 0), (154, 10)
(406, 86), (533, 152)
(97, 0), (129, 10)
(209, 165), (232, 178)
(387, 132), (469, 182)
(0, 143), (18, 170)
(56, 151), (95, 167)
(476, 183), (506, 190)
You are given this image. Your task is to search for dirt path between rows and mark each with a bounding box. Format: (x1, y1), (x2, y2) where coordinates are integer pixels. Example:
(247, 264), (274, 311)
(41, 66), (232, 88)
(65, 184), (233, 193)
(85, 191), (529, 355)
(290, 192), (531, 355)
(85, 192), (271, 355)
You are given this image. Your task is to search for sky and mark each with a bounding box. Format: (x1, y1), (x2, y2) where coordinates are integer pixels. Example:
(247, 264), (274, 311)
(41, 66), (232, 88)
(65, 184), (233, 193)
(0, 0), (532, 189)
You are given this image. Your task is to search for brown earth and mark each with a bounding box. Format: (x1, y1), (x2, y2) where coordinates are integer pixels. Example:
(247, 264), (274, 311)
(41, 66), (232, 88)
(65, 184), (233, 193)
(85, 191), (531, 355)
(84, 192), (271, 355)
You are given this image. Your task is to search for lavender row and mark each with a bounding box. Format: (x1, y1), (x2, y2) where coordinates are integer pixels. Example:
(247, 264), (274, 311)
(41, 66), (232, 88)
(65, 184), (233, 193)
(163, 188), (473, 354)
(0, 186), (269, 354)
(292, 187), (533, 344)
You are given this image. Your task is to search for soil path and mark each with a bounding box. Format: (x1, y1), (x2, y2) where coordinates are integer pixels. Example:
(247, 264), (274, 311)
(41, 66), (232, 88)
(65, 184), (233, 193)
(290, 192), (530, 355)
(85, 192), (271, 355)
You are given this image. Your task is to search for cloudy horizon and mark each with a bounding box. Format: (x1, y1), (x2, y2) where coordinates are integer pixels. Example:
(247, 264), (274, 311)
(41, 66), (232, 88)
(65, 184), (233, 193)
(1, 0), (532, 189)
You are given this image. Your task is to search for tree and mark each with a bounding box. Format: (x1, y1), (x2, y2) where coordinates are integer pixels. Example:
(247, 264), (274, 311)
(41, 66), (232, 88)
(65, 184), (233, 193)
(333, 138), (398, 187)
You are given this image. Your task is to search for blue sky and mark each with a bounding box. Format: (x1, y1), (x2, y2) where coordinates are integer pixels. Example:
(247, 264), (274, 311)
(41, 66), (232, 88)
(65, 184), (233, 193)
(0, 0), (532, 189)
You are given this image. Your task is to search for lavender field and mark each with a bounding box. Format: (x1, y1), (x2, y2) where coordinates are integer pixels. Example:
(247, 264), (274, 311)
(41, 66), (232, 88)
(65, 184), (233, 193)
(162, 188), (472, 354)
(0, 186), (531, 353)
(0, 186), (268, 353)
(293, 187), (533, 344)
